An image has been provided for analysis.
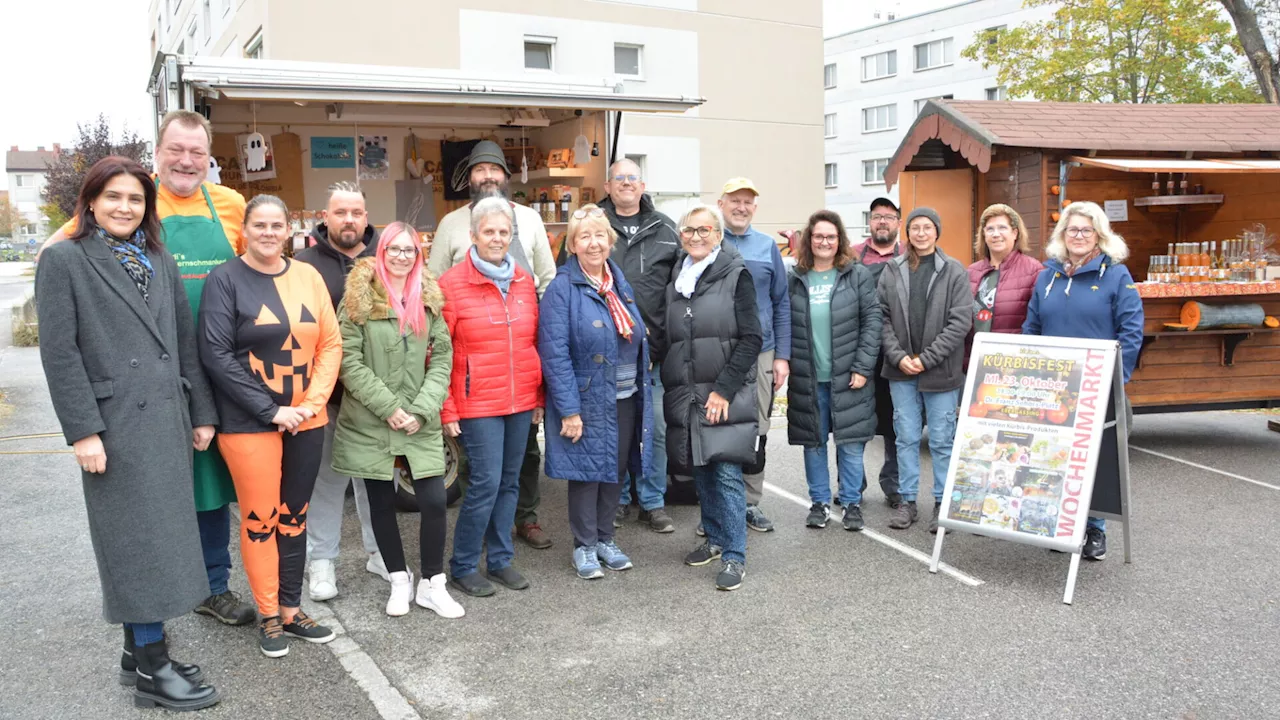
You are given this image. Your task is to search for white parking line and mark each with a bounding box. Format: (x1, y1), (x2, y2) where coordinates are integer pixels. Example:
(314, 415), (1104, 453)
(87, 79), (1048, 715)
(762, 481), (985, 587)
(1130, 445), (1280, 492)
(304, 602), (420, 720)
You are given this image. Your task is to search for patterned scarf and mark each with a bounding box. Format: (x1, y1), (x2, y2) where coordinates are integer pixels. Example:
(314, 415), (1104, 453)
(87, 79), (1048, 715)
(1063, 247), (1102, 277)
(585, 262), (634, 340)
(97, 225), (154, 301)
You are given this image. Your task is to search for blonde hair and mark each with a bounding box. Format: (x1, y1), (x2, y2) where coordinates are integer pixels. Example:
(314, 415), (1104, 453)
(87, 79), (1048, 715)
(564, 204), (617, 255)
(679, 204), (725, 235)
(1045, 201), (1129, 264)
(157, 110), (214, 150)
(974, 204), (1031, 261)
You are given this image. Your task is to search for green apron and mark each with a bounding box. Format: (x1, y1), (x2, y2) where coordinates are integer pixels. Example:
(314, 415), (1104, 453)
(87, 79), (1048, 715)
(162, 183), (239, 512)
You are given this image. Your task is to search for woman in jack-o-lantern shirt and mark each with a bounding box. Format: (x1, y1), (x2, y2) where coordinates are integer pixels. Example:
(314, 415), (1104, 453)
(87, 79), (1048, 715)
(198, 194), (342, 659)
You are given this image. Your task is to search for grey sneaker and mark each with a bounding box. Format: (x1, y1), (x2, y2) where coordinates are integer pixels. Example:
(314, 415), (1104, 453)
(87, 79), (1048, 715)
(695, 523), (706, 537)
(282, 610), (335, 644)
(595, 541), (634, 571)
(842, 504), (865, 532)
(805, 502), (830, 528)
(613, 505), (632, 528)
(195, 590), (256, 626)
(746, 505), (775, 532)
(715, 560), (746, 591)
(684, 541), (723, 567)
(258, 616), (288, 658)
(887, 501), (918, 530)
(639, 508), (675, 533)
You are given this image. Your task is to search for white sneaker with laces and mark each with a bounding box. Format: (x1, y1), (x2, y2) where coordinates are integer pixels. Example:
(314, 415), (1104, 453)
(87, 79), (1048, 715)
(366, 551), (391, 582)
(416, 573), (465, 619)
(308, 558), (338, 601)
(386, 570), (413, 617)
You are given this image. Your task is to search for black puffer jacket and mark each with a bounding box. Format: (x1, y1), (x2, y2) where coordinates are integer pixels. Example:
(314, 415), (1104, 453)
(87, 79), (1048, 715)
(787, 262), (882, 446)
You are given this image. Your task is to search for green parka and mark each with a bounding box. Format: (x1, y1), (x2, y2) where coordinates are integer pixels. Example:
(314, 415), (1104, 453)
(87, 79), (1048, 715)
(331, 258), (452, 480)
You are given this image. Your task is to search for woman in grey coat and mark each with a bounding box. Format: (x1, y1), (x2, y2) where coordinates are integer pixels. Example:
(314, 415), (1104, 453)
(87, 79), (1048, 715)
(36, 157), (221, 711)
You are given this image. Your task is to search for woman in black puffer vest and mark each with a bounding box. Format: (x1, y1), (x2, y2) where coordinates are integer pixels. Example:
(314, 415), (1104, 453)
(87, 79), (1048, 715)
(786, 211), (882, 532)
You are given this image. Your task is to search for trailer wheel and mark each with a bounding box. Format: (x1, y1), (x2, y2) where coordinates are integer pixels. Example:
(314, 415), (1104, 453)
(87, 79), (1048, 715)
(394, 435), (462, 512)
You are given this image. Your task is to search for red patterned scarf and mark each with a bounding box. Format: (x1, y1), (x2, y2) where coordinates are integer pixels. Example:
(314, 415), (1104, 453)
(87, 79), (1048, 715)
(585, 263), (635, 340)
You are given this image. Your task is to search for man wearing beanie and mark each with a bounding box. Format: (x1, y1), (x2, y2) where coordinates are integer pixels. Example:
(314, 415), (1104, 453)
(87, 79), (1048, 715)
(428, 140), (558, 550)
(876, 206), (971, 533)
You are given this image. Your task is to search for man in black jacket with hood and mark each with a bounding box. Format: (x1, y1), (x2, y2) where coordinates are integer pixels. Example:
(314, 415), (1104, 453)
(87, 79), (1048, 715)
(293, 181), (383, 601)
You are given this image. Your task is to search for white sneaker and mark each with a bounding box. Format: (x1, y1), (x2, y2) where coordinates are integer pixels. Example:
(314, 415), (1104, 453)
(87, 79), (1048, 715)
(366, 551), (391, 582)
(416, 573), (465, 619)
(308, 558), (338, 601)
(386, 570), (413, 617)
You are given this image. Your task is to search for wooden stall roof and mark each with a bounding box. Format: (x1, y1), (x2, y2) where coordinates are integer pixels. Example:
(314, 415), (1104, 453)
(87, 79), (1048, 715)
(1069, 156), (1280, 173)
(884, 100), (1280, 189)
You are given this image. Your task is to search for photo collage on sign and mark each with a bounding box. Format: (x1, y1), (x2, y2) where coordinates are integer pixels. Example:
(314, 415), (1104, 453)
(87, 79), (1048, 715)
(949, 421), (1074, 537)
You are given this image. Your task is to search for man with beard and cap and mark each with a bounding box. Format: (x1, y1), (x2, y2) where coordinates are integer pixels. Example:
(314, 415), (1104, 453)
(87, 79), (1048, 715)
(427, 140), (557, 550)
(851, 197), (907, 509)
(293, 181), (387, 601)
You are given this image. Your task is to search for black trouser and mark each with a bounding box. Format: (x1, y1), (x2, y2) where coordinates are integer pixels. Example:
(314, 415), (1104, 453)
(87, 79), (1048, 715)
(862, 354), (902, 504)
(567, 396), (635, 548)
(364, 469), (447, 578)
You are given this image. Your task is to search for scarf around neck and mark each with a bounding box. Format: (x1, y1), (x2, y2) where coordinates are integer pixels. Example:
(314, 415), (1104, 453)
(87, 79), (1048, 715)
(584, 261), (634, 340)
(469, 245), (515, 296)
(675, 246), (721, 299)
(96, 225), (154, 301)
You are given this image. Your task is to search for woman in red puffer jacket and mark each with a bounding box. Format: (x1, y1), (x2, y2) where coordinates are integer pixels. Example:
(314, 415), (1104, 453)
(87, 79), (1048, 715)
(964, 204), (1044, 369)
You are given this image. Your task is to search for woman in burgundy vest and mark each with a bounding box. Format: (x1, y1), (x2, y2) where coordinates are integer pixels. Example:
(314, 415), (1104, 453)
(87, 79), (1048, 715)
(964, 204), (1044, 369)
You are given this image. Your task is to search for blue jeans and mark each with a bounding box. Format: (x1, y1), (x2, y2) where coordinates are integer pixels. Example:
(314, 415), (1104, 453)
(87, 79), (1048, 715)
(693, 462), (747, 565)
(621, 362), (667, 511)
(450, 411), (531, 578)
(1088, 517), (1106, 532)
(803, 383), (868, 506)
(196, 505), (231, 596)
(888, 380), (960, 504)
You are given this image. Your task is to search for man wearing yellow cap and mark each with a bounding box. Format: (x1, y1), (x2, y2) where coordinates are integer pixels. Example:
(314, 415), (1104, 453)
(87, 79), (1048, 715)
(716, 178), (790, 533)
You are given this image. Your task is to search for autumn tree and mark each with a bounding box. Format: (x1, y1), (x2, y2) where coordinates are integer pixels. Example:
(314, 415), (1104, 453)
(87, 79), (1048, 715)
(963, 0), (1262, 104)
(1220, 0), (1280, 103)
(42, 114), (152, 220)
(0, 196), (20, 239)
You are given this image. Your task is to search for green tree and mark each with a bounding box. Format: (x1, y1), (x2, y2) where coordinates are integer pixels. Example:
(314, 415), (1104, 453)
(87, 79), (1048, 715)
(963, 0), (1263, 104)
(1219, 0), (1280, 103)
(0, 196), (19, 239)
(41, 114), (152, 221)
(40, 202), (69, 232)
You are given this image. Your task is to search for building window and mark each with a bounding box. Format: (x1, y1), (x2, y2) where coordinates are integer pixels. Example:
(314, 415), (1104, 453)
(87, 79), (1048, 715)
(824, 163), (838, 188)
(614, 44), (642, 77)
(862, 103), (897, 133)
(187, 20), (198, 53)
(624, 154), (647, 179)
(984, 25), (1006, 47)
(244, 28), (262, 59)
(525, 37), (555, 71)
(863, 158), (890, 184)
(824, 63), (837, 89)
(14, 174), (32, 188)
(222, 0), (230, 16)
(22, 223), (38, 235)
(860, 211), (871, 234)
(986, 86), (1007, 101)
(914, 38), (955, 71)
(177, 40), (185, 55)
(861, 50), (896, 81)
(824, 113), (837, 138)
(914, 94), (953, 115)
(202, 0), (211, 44)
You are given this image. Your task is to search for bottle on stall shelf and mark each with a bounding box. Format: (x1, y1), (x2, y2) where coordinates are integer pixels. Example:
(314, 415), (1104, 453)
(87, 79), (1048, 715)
(1216, 241), (1228, 282)
(1198, 242), (1211, 283)
(1209, 241), (1220, 282)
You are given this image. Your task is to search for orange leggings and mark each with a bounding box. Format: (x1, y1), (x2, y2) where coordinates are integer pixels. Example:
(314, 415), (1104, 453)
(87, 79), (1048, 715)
(218, 429), (322, 618)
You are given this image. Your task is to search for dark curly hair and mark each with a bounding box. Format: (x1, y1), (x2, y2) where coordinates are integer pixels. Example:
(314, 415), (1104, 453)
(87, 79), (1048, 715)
(795, 209), (854, 271)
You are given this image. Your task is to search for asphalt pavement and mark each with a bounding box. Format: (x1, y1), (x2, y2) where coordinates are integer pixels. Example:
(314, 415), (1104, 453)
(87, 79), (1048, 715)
(1, 334), (1277, 719)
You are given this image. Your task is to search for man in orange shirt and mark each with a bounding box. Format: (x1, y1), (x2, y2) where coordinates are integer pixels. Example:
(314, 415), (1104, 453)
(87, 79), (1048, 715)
(41, 110), (256, 627)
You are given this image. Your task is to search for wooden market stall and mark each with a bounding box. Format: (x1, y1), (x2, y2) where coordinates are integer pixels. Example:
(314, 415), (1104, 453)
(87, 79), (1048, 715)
(883, 100), (1280, 413)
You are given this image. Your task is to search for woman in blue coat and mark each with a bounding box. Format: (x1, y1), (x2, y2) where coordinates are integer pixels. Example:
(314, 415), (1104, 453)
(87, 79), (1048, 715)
(539, 205), (653, 580)
(1023, 201), (1144, 562)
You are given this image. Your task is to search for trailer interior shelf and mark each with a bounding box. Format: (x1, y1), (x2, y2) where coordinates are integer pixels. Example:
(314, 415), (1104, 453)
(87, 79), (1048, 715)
(1133, 194), (1224, 209)
(1139, 327), (1280, 368)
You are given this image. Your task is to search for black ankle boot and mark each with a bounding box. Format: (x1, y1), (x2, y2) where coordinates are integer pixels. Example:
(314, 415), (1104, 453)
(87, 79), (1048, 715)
(132, 637), (221, 711)
(120, 626), (203, 686)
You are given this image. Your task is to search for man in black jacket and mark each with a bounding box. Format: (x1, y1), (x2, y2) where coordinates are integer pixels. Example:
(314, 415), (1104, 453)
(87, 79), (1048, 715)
(599, 159), (681, 533)
(293, 181), (382, 601)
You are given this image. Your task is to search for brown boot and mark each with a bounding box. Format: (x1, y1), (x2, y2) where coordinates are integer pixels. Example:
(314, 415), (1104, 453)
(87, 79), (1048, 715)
(887, 501), (918, 530)
(516, 522), (553, 549)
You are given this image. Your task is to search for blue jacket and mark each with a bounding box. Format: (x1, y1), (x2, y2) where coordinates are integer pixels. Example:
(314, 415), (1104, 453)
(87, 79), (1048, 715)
(723, 226), (791, 360)
(538, 256), (653, 483)
(1022, 255), (1145, 382)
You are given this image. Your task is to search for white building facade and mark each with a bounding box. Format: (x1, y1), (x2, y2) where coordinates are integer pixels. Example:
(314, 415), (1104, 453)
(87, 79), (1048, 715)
(823, 0), (1052, 235)
(4, 147), (59, 246)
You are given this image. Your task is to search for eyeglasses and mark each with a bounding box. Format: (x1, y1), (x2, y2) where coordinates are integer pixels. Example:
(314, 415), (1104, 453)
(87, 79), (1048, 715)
(811, 233), (839, 245)
(572, 207), (606, 220)
(870, 214), (899, 222)
(385, 246), (418, 258)
(611, 174), (641, 183)
(1065, 227), (1096, 238)
(983, 225), (1012, 235)
(680, 226), (717, 239)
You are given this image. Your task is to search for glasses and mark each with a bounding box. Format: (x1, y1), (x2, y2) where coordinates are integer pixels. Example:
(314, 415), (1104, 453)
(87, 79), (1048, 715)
(870, 214), (899, 223)
(984, 225), (1012, 235)
(611, 174), (641, 183)
(1065, 227), (1096, 238)
(571, 207), (606, 220)
(680, 226), (717, 239)
(385, 246), (418, 258)
(811, 233), (839, 245)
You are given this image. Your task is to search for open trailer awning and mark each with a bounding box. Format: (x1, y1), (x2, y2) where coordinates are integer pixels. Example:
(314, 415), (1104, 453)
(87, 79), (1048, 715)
(1069, 156), (1280, 173)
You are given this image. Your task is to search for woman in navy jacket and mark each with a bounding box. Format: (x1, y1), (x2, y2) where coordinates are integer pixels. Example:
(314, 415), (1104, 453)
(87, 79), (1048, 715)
(1023, 201), (1144, 562)
(539, 205), (653, 580)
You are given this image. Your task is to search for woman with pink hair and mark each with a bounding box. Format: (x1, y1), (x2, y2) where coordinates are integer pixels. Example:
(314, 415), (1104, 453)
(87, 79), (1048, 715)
(330, 222), (464, 618)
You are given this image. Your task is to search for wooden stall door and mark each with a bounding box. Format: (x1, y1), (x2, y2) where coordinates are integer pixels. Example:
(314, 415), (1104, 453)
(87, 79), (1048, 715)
(898, 168), (976, 263)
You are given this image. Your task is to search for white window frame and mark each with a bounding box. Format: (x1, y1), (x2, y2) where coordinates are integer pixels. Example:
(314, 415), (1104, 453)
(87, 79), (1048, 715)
(824, 163), (838, 188)
(222, 0), (230, 17)
(824, 63), (837, 89)
(986, 86), (1008, 101)
(243, 27), (262, 59)
(824, 113), (837, 139)
(985, 25), (1006, 48)
(14, 174), (32, 188)
(201, 0), (212, 45)
(914, 38), (955, 72)
(22, 223), (38, 235)
(186, 18), (198, 53)
(914, 94), (953, 116)
(623, 153), (647, 180)
(862, 103), (897, 133)
(860, 211), (871, 235)
(524, 35), (556, 72)
(862, 158), (890, 185)
(614, 43), (643, 79)
(860, 50), (897, 82)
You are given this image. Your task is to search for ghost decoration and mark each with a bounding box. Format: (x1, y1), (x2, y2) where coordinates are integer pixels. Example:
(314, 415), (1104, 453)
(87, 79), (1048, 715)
(207, 156), (222, 185)
(244, 132), (268, 172)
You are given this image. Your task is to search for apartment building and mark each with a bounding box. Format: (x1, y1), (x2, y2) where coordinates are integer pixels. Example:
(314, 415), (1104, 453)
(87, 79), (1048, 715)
(823, 0), (1052, 235)
(4, 146), (60, 246)
(148, 0), (823, 238)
